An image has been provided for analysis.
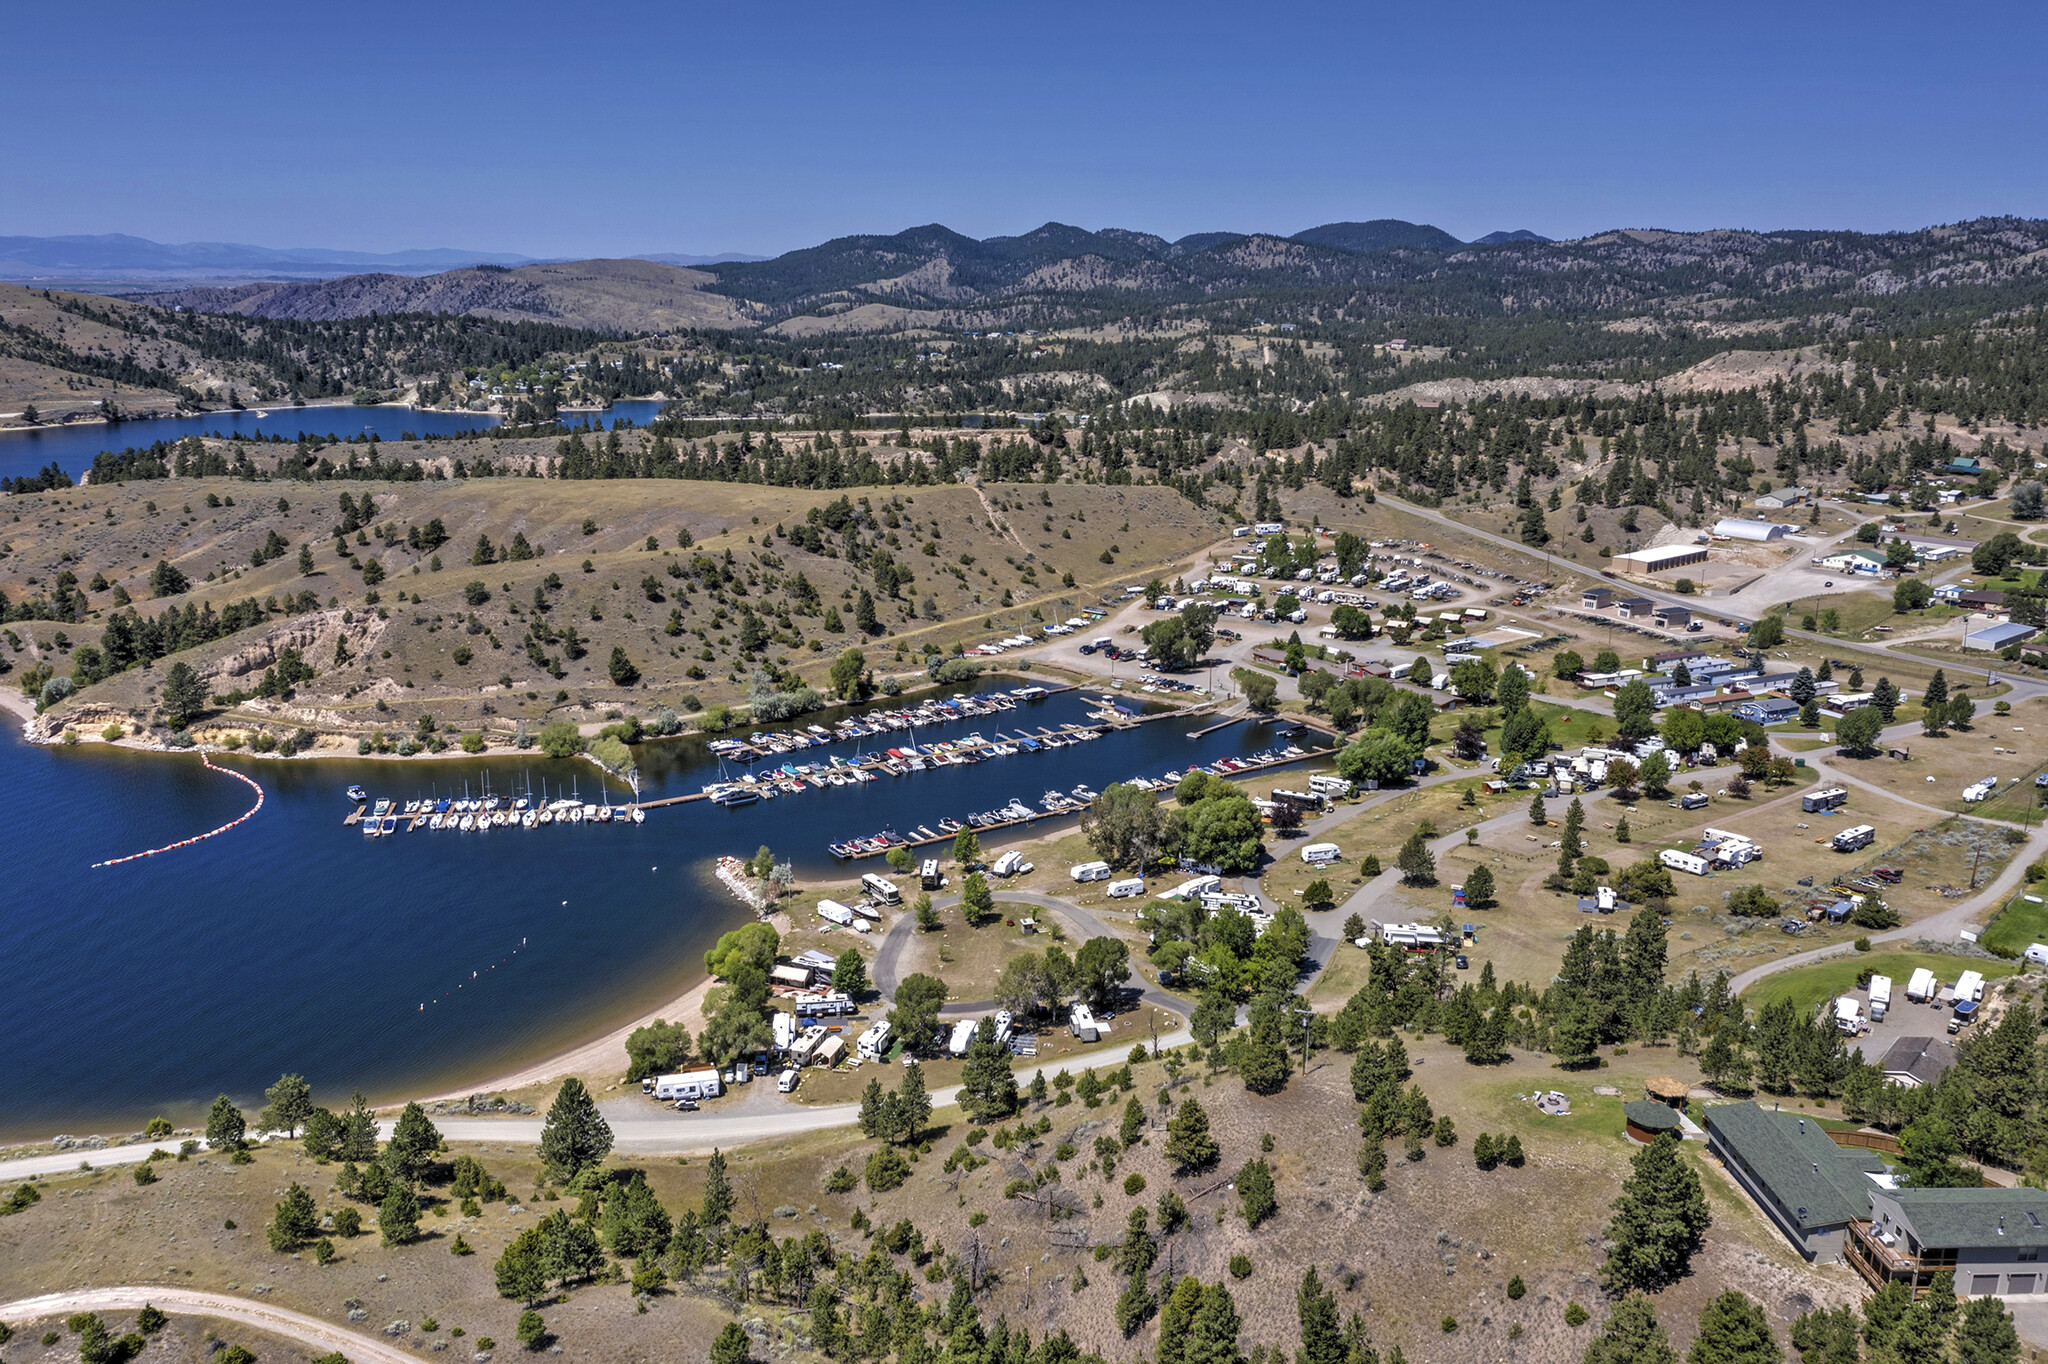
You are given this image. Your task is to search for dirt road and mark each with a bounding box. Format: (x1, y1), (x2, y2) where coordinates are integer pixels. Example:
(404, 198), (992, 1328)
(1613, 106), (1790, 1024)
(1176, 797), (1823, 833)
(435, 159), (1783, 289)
(0, 1288), (417, 1364)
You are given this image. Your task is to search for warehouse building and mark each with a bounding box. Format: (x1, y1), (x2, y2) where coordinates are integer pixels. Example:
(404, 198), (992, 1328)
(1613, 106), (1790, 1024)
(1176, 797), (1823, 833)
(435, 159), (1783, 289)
(1964, 621), (2037, 652)
(1613, 544), (1709, 574)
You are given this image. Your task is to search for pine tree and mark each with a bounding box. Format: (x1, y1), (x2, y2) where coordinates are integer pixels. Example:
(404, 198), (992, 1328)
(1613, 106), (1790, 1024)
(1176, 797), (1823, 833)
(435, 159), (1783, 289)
(258, 1074), (314, 1137)
(1686, 1291), (1779, 1364)
(1236, 1158), (1277, 1228)
(1165, 1097), (1219, 1173)
(1156, 1276), (1205, 1364)
(1185, 1284), (1244, 1364)
(1296, 1268), (1343, 1364)
(1584, 1295), (1679, 1364)
(538, 1078), (612, 1183)
(1952, 1293), (2022, 1364)
(266, 1182), (318, 1252)
(384, 1101), (442, 1184)
(1528, 792), (1547, 825)
(1600, 1132), (1710, 1294)
(205, 1094), (247, 1152)
(339, 1091), (379, 1161)
(1395, 831), (1436, 886)
(379, 1182), (421, 1246)
(959, 1018), (1020, 1121)
(1463, 864), (1495, 910)
(701, 1147), (735, 1225)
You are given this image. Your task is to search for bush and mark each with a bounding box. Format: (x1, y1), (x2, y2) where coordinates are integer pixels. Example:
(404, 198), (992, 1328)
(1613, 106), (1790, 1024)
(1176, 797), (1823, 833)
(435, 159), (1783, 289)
(1228, 1253), (1252, 1279)
(537, 721), (583, 758)
(1441, 1317), (1458, 1333)
(825, 1165), (858, 1193)
(865, 1147), (910, 1192)
(1506, 1275), (1525, 1300)
(1565, 1302), (1589, 1327)
(1123, 1173), (1147, 1196)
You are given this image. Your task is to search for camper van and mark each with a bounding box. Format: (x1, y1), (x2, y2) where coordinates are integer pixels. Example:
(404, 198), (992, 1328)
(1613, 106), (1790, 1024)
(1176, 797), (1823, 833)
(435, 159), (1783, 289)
(1069, 1003), (1100, 1042)
(858, 1021), (893, 1061)
(1658, 849), (1710, 876)
(1300, 842), (1342, 866)
(920, 859), (943, 891)
(1106, 877), (1146, 898)
(777, 1068), (800, 1093)
(1071, 861), (1113, 882)
(949, 1019), (980, 1058)
(649, 1069), (724, 1102)
(1832, 824), (1877, 853)
(860, 873), (903, 906)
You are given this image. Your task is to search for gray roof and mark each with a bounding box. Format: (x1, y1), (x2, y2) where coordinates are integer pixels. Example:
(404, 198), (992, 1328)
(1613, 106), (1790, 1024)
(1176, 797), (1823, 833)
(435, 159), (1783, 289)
(1876, 1036), (1952, 1087)
(1625, 1100), (1681, 1131)
(1888, 1187), (2048, 1250)
(1706, 1101), (1888, 1229)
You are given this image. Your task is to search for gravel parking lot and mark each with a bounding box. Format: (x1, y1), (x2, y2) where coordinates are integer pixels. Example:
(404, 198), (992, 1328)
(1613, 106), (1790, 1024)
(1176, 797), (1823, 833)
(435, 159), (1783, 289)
(1841, 982), (1967, 1081)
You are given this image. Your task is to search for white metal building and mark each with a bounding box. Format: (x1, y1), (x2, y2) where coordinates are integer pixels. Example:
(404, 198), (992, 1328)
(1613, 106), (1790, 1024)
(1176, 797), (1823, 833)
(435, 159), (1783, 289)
(1613, 544), (1709, 574)
(1713, 518), (1791, 542)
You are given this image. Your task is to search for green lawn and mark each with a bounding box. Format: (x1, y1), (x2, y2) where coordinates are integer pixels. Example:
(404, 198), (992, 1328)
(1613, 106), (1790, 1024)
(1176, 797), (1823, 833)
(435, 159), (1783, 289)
(1742, 946), (2019, 1017)
(1981, 890), (2048, 959)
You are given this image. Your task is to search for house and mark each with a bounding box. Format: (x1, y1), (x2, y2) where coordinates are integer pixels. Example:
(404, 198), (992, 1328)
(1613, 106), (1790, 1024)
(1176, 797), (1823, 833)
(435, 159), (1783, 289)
(1647, 649), (1712, 670)
(1737, 697), (1801, 724)
(1754, 488), (1806, 509)
(1581, 587), (1614, 610)
(1957, 590), (2007, 610)
(1614, 596), (1654, 619)
(1818, 548), (1889, 575)
(1965, 621), (2037, 652)
(1945, 456), (1986, 476)
(1849, 1186), (2048, 1299)
(1705, 1102), (1891, 1260)
(1876, 1035), (1953, 1089)
(1822, 692), (1878, 716)
(1652, 604), (1692, 629)
(1714, 517), (1791, 541)
(1613, 544), (1710, 574)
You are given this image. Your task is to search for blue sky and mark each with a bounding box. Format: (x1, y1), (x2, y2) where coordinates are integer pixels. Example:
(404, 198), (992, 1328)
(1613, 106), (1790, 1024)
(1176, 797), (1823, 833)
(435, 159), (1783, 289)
(8, 0), (2047, 258)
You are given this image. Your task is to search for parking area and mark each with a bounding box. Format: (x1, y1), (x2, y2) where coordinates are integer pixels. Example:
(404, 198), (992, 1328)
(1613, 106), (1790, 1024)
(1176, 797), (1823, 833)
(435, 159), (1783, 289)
(1840, 983), (1966, 1082)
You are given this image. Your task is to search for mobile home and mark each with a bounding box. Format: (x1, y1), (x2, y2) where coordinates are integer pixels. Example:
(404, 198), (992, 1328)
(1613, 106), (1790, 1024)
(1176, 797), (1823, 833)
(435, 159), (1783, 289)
(1832, 824), (1877, 853)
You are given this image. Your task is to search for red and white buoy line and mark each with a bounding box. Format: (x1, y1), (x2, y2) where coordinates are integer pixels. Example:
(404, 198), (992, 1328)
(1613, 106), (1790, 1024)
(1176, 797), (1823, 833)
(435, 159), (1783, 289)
(91, 750), (264, 869)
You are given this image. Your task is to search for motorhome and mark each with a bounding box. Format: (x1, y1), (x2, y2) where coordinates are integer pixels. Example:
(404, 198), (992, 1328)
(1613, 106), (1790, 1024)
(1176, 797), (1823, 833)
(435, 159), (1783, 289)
(1954, 970), (1986, 1003)
(1832, 824), (1877, 853)
(1679, 792), (1710, 811)
(860, 873), (903, 906)
(1833, 996), (1864, 1034)
(1381, 922), (1444, 949)
(991, 1011), (1014, 1048)
(790, 990), (856, 1017)
(1659, 849), (1710, 876)
(1106, 877), (1146, 898)
(920, 858), (943, 890)
(1071, 861), (1113, 882)
(1070, 1003), (1100, 1042)
(1299, 842), (1342, 865)
(858, 1021), (892, 1061)
(1161, 875), (1224, 901)
(948, 1019), (979, 1058)
(1869, 975), (1893, 1021)
(649, 1069), (724, 1102)
(1307, 774), (1354, 799)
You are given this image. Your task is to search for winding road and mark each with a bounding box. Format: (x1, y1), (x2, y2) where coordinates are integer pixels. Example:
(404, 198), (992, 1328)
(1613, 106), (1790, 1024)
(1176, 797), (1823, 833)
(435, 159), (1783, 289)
(0, 1288), (418, 1364)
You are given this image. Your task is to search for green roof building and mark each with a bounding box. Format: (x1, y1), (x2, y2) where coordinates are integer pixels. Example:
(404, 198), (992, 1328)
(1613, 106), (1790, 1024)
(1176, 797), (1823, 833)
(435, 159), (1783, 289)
(1856, 1187), (2048, 1300)
(1704, 1101), (1888, 1259)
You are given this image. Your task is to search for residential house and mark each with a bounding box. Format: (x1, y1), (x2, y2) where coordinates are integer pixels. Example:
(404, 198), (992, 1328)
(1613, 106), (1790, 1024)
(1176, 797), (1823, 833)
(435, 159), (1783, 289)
(1736, 697), (1801, 725)
(1850, 1187), (2048, 1299)
(1876, 1036), (1953, 1089)
(1705, 1102), (1892, 1260)
(1818, 548), (1889, 576)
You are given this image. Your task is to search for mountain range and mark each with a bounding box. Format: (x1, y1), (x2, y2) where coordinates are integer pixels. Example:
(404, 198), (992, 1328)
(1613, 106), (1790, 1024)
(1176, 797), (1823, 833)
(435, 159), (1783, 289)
(0, 233), (767, 283)
(57, 217), (2048, 334)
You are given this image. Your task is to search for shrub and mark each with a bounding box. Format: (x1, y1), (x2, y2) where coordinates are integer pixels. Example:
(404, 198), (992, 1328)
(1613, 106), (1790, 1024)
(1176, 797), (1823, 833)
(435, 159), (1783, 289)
(1507, 1276), (1525, 1299)
(1565, 1302), (1589, 1327)
(865, 1147), (910, 1192)
(1228, 1253), (1252, 1279)
(315, 1238), (336, 1264)
(824, 1165), (858, 1193)
(1123, 1173), (1147, 1196)
(1441, 1317), (1458, 1333)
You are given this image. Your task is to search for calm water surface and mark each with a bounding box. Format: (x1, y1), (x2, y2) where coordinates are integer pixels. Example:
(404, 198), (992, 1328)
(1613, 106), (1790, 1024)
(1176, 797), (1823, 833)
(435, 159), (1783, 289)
(0, 401), (671, 483)
(0, 685), (1317, 1139)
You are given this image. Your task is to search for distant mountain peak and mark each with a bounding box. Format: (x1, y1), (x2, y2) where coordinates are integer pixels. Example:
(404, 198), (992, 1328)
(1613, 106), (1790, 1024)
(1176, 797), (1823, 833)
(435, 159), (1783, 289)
(1473, 229), (1552, 246)
(1287, 220), (1463, 254)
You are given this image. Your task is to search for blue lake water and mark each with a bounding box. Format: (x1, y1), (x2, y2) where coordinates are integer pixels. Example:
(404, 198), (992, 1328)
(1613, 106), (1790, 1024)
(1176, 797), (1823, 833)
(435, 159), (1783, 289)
(0, 400), (672, 483)
(0, 685), (1318, 1140)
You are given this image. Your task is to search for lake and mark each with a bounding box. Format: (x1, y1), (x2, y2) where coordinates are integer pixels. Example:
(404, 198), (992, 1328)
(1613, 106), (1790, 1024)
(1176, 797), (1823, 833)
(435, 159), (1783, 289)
(0, 400), (673, 484)
(0, 684), (1317, 1140)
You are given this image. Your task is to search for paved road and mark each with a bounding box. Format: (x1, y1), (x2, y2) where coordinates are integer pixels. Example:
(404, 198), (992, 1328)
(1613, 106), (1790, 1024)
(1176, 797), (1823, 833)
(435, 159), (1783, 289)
(0, 1288), (419, 1364)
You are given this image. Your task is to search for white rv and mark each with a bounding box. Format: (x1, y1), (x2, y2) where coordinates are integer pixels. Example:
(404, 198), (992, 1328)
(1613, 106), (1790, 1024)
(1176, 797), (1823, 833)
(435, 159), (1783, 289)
(1833, 996), (1864, 1034)
(772, 1010), (796, 1052)
(1069, 1003), (1099, 1042)
(857, 1021), (892, 1060)
(948, 1018), (979, 1057)
(860, 873), (903, 906)
(1905, 968), (1938, 1003)
(1299, 842), (1342, 866)
(1832, 825), (1877, 853)
(1659, 849), (1710, 876)
(1162, 875), (1224, 901)
(817, 899), (857, 928)
(1868, 975), (1892, 1021)
(992, 850), (1030, 877)
(1071, 861), (1113, 882)
(1954, 970), (1986, 1003)
(991, 1011), (1014, 1048)
(1106, 877), (1145, 898)
(650, 1069), (724, 1102)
